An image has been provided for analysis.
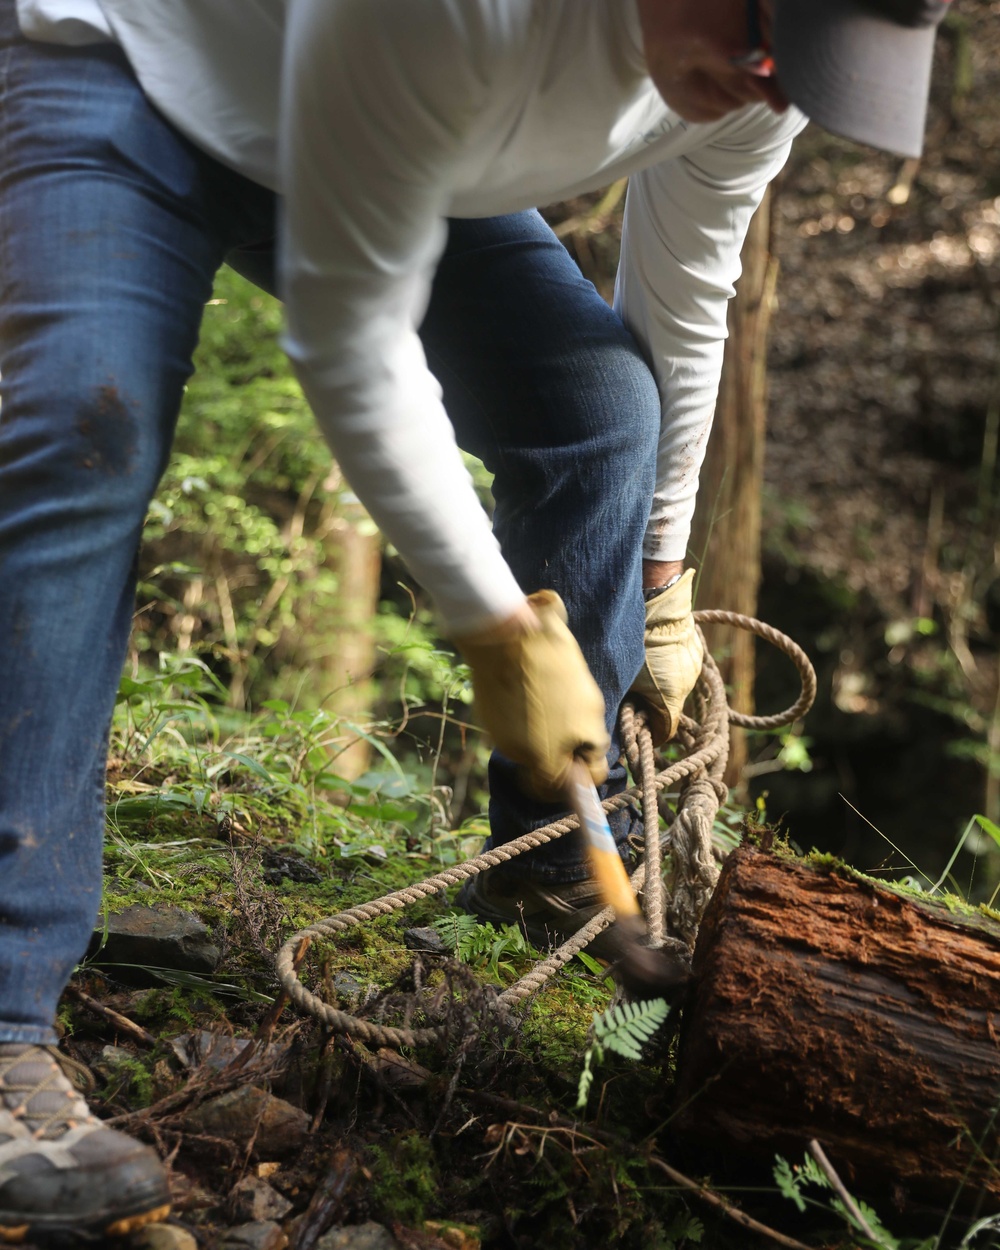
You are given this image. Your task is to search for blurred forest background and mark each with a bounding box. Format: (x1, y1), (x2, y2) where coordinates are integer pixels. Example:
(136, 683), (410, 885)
(132, 0), (999, 899)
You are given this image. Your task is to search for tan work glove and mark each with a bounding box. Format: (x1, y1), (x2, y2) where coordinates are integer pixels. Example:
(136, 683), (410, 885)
(456, 590), (610, 800)
(629, 569), (703, 743)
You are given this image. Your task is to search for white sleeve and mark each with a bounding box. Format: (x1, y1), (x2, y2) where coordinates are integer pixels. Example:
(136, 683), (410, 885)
(613, 105), (806, 564)
(278, 0), (527, 635)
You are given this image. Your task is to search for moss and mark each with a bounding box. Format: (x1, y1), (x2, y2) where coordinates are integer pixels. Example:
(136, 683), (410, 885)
(366, 1131), (441, 1225)
(98, 1051), (155, 1108)
(521, 975), (612, 1071)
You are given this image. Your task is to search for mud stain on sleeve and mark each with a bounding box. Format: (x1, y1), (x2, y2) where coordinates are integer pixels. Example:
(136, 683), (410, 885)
(76, 383), (138, 475)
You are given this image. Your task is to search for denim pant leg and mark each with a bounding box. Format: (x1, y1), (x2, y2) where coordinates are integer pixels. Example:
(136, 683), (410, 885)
(0, 19), (275, 1040)
(421, 211), (660, 882)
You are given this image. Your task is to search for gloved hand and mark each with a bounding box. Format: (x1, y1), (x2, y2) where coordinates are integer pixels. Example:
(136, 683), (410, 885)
(455, 590), (610, 800)
(629, 568), (703, 743)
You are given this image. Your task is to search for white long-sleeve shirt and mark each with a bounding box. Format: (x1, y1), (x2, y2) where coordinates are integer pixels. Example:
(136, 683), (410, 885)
(19, 0), (805, 633)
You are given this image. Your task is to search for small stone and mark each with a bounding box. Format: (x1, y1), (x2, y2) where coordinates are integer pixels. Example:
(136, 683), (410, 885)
(132, 1225), (199, 1250)
(261, 848), (323, 885)
(423, 1222), (481, 1250)
(219, 1221), (289, 1250)
(229, 1175), (293, 1223)
(96, 1044), (134, 1072)
(403, 927), (448, 955)
(171, 1030), (289, 1073)
(316, 1222), (400, 1250)
(331, 972), (363, 1000)
(88, 904), (220, 983)
(185, 1086), (310, 1160)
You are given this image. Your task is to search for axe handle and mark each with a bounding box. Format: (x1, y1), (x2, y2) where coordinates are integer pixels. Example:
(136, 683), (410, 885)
(566, 760), (641, 919)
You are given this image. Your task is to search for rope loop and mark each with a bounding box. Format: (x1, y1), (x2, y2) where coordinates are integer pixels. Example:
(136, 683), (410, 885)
(275, 612), (815, 1046)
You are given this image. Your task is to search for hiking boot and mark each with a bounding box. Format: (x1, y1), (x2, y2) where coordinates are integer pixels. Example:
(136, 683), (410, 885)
(458, 869), (623, 960)
(0, 1042), (171, 1243)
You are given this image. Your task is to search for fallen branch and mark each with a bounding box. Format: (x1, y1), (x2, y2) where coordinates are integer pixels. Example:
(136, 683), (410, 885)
(64, 984), (157, 1048)
(552, 179), (627, 240)
(648, 1156), (816, 1250)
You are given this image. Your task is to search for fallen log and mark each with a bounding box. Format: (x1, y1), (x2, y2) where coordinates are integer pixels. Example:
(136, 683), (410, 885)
(671, 843), (1000, 1213)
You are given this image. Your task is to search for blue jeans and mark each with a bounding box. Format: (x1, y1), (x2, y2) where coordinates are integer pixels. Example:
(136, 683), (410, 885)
(0, 6), (658, 1041)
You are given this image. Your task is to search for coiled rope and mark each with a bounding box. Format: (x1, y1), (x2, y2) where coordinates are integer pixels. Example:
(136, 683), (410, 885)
(275, 611), (816, 1049)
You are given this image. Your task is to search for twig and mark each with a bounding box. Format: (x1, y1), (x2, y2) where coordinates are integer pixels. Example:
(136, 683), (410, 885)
(106, 1053), (284, 1130)
(291, 1148), (357, 1250)
(224, 936), (310, 1075)
(553, 178), (627, 239)
(808, 1139), (879, 1243)
(647, 1155), (816, 1250)
(886, 157), (920, 206)
(309, 1031), (338, 1132)
(64, 984), (157, 1048)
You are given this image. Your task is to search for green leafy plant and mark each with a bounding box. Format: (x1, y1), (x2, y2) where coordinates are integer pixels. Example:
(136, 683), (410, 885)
(433, 913), (537, 980)
(774, 1153), (935, 1250)
(577, 998), (669, 1110)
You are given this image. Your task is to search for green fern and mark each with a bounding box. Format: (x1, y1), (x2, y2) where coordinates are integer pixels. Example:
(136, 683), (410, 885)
(577, 998), (669, 1109)
(773, 1153), (917, 1250)
(432, 914), (536, 977)
(433, 911), (481, 955)
(594, 999), (670, 1060)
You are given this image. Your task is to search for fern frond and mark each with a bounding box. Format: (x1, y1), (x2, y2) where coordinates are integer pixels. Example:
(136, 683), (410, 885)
(593, 998), (669, 1060)
(432, 911), (480, 954)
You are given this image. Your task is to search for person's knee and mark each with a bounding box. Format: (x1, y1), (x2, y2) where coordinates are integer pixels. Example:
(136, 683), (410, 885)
(569, 343), (659, 511)
(603, 342), (661, 469)
(0, 373), (172, 535)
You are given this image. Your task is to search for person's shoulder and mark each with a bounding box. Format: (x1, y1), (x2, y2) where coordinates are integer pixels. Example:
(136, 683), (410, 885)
(699, 101), (809, 154)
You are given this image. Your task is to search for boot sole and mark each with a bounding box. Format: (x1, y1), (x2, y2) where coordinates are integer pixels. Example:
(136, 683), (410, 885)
(0, 1199), (171, 1244)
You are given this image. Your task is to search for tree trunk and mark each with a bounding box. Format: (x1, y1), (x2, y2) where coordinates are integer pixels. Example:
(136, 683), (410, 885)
(299, 468), (382, 781)
(689, 192), (777, 787)
(672, 844), (1000, 1213)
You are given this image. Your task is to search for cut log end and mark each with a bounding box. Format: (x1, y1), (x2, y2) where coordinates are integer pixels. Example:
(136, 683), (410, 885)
(672, 845), (1000, 1212)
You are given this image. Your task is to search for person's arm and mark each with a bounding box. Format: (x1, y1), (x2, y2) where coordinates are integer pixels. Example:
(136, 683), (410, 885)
(617, 102), (805, 737)
(615, 101), (805, 571)
(278, 0), (526, 637)
(277, 0), (609, 788)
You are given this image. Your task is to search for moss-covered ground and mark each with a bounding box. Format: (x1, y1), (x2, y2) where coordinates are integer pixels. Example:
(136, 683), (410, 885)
(60, 666), (968, 1250)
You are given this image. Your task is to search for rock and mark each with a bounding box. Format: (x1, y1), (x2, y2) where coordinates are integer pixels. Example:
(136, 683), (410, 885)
(402, 927), (448, 955)
(88, 904), (220, 982)
(331, 972), (363, 1000)
(171, 1030), (289, 1073)
(423, 1222), (481, 1250)
(95, 1044), (134, 1073)
(185, 1085), (309, 1160)
(219, 1221), (289, 1250)
(132, 1225), (199, 1250)
(261, 848), (323, 885)
(228, 1175), (293, 1223)
(315, 1223), (399, 1250)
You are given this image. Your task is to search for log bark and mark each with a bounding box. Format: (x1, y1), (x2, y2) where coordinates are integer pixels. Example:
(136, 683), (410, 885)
(672, 845), (1000, 1212)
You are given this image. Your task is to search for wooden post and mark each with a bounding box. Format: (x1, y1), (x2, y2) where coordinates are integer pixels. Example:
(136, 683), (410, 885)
(689, 191), (778, 787)
(294, 466), (382, 781)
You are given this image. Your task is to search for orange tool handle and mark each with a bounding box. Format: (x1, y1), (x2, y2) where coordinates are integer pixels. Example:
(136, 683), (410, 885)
(566, 760), (640, 919)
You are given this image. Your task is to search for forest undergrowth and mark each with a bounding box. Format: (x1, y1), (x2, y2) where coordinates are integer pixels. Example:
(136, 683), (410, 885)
(55, 659), (1000, 1250)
